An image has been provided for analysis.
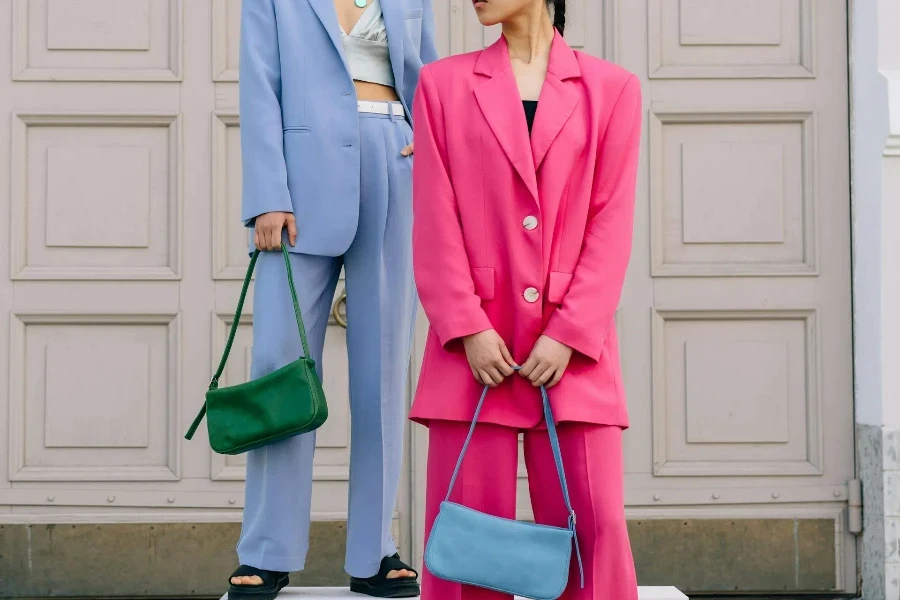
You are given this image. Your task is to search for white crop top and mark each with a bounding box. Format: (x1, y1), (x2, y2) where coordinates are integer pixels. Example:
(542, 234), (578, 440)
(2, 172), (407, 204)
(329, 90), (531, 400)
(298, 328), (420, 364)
(339, 0), (395, 88)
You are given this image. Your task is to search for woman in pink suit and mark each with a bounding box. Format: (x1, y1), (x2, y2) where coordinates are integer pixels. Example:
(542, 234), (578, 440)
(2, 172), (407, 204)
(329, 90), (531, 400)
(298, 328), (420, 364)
(410, 0), (641, 597)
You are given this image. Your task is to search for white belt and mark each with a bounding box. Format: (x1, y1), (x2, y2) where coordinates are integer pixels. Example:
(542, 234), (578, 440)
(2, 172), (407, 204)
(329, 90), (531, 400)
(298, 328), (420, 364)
(357, 100), (405, 117)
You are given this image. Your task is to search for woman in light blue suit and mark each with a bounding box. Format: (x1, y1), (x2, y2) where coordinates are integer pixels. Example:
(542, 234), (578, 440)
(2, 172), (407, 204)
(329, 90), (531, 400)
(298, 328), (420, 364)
(230, 0), (438, 598)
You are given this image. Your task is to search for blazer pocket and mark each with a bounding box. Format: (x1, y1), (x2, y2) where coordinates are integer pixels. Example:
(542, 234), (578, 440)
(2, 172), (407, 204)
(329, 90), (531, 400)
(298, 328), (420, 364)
(547, 271), (573, 304)
(405, 8), (423, 18)
(283, 126), (311, 133)
(472, 267), (495, 301)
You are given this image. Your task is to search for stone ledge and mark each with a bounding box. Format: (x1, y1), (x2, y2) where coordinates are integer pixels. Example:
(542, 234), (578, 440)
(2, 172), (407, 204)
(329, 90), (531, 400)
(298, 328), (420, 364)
(0, 519), (837, 596)
(219, 587), (688, 599)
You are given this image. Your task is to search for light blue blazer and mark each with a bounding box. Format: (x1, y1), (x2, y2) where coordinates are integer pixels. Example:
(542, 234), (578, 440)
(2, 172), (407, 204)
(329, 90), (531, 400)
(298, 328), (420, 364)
(240, 0), (439, 256)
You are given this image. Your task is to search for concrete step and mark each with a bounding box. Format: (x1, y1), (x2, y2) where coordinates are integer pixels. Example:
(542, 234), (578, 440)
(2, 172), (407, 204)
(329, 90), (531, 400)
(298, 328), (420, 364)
(220, 587), (688, 599)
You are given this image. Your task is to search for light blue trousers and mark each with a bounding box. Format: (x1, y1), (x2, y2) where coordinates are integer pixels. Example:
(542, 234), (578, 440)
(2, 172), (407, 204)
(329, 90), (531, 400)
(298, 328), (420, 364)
(237, 109), (416, 578)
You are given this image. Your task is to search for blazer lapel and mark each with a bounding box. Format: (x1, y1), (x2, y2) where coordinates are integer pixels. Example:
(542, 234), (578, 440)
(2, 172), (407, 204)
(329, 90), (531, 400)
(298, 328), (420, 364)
(474, 39), (539, 203)
(308, 0), (350, 75)
(531, 32), (581, 171)
(380, 0), (405, 97)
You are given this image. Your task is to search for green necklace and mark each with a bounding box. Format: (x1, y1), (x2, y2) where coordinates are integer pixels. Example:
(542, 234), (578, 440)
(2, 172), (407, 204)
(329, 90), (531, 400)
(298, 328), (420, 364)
(355, 0), (367, 7)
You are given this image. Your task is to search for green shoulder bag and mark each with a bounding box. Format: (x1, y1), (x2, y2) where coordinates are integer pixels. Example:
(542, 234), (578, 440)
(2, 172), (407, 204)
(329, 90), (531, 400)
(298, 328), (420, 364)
(185, 244), (328, 455)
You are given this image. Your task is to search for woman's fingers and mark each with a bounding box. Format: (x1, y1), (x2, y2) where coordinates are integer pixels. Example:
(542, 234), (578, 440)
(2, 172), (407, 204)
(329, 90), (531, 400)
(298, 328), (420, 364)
(253, 212), (295, 251)
(485, 366), (505, 386)
(266, 224), (282, 250)
(476, 357), (509, 386)
(467, 336), (567, 388)
(463, 331), (520, 386)
(272, 226), (282, 250)
(478, 369), (497, 387)
(285, 215), (298, 247)
(474, 354), (564, 387)
(547, 367), (565, 388)
(535, 364), (556, 387)
(486, 345), (514, 379)
(519, 355), (537, 378)
(528, 361), (551, 386)
(499, 342), (517, 368)
(496, 357), (515, 377)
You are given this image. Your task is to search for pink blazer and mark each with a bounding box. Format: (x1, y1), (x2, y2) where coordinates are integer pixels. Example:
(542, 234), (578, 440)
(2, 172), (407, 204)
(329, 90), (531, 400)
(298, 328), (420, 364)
(409, 32), (642, 429)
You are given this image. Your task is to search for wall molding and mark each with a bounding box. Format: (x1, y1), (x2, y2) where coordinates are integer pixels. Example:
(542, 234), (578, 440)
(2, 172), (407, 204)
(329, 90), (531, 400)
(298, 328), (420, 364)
(11, 0), (183, 81)
(10, 112), (182, 281)
(211, 0), (238, 82)
(650, 308), (824, 477)
(648, 0), (815, 79)
(649, 108), (818, 277)
(8, 312), (181, 482)
(211, 111), (245, 280)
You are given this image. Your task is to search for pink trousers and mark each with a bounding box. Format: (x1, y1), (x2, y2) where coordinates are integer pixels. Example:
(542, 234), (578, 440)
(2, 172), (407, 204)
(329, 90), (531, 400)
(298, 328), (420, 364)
(422, 422), (638, 600)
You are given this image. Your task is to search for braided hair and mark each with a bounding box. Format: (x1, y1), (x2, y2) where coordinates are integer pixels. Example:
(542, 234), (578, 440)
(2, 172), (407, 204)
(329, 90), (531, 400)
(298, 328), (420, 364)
(549, 0), (566, 35)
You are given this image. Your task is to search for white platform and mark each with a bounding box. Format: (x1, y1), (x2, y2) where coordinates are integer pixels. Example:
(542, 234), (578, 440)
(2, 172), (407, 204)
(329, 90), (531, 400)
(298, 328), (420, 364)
(220, 587), (688, 599)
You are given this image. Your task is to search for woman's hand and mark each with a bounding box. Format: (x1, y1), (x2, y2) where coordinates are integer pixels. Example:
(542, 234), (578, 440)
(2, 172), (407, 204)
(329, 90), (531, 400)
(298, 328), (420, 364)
(401, 143), (414, 157)
(520, 335), (573, 388)
(462, 330), (516, 387)
(254, 211), (297, 251)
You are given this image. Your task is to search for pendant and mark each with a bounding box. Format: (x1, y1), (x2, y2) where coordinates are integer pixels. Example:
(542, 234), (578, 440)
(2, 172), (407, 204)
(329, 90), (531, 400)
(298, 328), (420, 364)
(355, 0), (367, 7)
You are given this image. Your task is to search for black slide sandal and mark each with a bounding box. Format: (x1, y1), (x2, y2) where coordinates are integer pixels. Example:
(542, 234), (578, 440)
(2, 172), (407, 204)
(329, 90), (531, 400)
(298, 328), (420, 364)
(227, 565), (289, 600)
(349, 553), (420, 598)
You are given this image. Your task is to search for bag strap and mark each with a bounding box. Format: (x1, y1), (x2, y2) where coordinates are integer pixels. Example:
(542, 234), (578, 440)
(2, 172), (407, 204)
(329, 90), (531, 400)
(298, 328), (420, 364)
(442, 368), (584, 587)
(185, 244), (312, 441)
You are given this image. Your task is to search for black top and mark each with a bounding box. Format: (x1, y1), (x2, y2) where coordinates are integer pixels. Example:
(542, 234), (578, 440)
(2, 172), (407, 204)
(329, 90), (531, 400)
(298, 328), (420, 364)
(523, 100), (538, 135)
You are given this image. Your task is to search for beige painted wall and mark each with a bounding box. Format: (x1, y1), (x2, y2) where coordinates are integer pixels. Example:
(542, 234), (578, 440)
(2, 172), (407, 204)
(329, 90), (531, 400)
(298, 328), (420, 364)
(0, 0), (856, 593)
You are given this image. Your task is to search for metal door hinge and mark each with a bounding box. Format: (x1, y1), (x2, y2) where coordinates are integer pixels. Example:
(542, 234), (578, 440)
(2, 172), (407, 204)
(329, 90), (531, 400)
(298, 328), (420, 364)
(848, 479), (862, 534)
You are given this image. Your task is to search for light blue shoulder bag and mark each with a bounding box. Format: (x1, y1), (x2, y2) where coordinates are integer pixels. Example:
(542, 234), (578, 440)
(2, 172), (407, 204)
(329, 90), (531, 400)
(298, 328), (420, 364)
(424, 377), (584, 600)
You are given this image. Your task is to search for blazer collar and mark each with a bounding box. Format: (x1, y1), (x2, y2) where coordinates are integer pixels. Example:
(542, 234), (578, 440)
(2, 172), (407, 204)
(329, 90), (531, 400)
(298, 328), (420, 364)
(474, 31), (581, 203)
(307, 0), (404, 94)
(474, 29), (581, 81)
